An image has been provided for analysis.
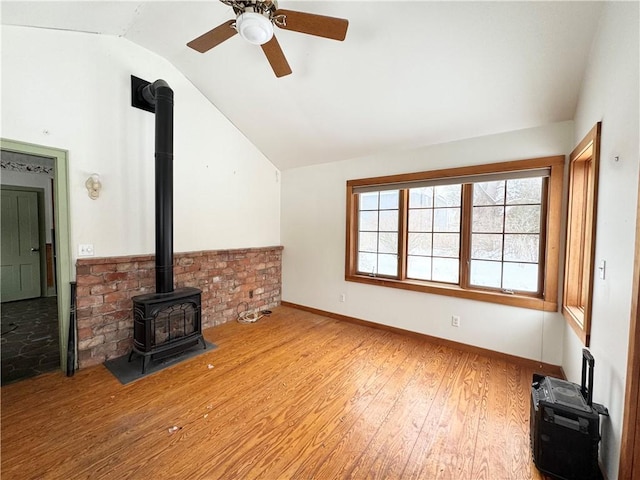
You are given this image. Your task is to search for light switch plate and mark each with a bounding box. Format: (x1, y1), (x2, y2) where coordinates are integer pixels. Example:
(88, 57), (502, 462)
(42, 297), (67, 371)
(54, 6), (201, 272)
(78, 244), (94, 256)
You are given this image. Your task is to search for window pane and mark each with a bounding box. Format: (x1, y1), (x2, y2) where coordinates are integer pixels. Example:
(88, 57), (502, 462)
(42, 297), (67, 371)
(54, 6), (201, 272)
(408, 232), (432, 255)
(432, 258), (459, 283)
(408, 209), (432, 232)
(433, 208), (461, 232)
(472, 206), (504, 233)
(349, 162), (555, 303)
(379, 232), (398, 254)
(433, 233), (459, 257)
(504, 234), (539, 262)
(409, 187), (433, 208)
(506, 177), (542, 204)
(379, 210), (399, 231)
(360, 192), (379, 210)
(378, 254), (398, 276)
(380, 190), (399, 209)
(359, 211), (378, 231)
(470, 260), (502, 288)
(358, 232), (378, 253)
(434, 184), (461, 207)
(471, 234), (503, 260)
(407, 256), (431, 280)
(505, 205), (540, 233)
(356, 190), (399, 278)
(474, 181), (505, 206)
(503, 263), (539, 292)
(358, 252), (377, 274)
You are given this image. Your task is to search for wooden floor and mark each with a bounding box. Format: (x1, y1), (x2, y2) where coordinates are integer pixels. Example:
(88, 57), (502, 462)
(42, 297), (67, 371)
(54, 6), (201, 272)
(1, 306), (555, 479)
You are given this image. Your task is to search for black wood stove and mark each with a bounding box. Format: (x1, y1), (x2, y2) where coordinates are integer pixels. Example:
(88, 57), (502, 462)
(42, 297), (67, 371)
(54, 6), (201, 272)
(129, 76), (205, 373)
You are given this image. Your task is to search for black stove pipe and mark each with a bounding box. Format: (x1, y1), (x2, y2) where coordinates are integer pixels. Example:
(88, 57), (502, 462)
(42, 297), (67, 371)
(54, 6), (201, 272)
(142, 79), (174, 294)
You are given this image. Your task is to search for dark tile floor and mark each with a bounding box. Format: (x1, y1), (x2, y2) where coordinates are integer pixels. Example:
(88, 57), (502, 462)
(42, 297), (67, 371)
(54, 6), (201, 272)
(1, 297), (60, 385)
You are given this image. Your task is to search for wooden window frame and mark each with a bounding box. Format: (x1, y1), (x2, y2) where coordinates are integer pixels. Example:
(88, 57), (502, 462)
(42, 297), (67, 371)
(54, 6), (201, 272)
(562, 123), (601, 346)
(345, 156), (565, 312)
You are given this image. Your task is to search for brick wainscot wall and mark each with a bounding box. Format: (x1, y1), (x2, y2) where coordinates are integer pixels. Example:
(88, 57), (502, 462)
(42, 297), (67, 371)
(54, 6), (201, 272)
(75, 246), (282, 369)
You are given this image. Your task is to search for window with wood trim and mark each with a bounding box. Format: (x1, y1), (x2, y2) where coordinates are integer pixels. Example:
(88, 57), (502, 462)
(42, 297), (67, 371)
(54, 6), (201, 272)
(563, 123), (601, 345)
(346, 156), (565, 311)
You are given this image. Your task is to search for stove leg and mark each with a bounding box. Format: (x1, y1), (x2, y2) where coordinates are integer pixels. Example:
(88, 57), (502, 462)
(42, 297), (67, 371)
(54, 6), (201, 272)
(142, 355), (149, 375)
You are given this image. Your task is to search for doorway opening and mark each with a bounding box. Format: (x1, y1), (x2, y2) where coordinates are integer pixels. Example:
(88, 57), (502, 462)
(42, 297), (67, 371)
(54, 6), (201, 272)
(0, 139), (71, 384)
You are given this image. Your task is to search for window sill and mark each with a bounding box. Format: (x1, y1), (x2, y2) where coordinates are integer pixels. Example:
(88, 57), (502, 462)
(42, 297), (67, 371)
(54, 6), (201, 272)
(346, 274), (558, 312)
(562, 305), (589, 345)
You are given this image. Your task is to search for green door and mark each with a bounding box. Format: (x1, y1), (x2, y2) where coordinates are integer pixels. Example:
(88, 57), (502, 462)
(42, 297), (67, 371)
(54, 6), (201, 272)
(1, 189), (42, 302)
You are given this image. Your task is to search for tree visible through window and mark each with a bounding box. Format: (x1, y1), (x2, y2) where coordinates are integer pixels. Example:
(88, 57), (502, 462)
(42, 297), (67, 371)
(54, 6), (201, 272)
(357, 190), (399, 276)
(345, 156), (564, 311)
(470, 177), (544, 292)
(407, 185), (461, 283)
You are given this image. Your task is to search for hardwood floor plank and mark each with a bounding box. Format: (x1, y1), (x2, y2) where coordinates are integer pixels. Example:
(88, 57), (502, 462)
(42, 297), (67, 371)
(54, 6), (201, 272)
(307, 336), (428, 479)
(1, 306), (558, 480)
(342, 342), (449, 479)
(75, 315), (355, 479)
(191, 323), (386, 478)
(470, 357), (511, 480)
(289, 333), (424, 479)
(240, 329), (403, 479)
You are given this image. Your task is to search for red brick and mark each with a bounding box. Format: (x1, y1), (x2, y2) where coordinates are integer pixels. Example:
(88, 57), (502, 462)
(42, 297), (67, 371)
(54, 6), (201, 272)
(117, 320), (133, 330)
(76, 265), (91, 276)
(77, 307), (92, 319)
(76, 274), (104, 286)
(104, 272), (130, 282)
(116, 338), (132, 351)
(78, 334), (104, 350)
(90, 284), (118, 295)
(77, 295), (103, 308)
(91, 264), (117, 274)
(104, 329), (131, 343)
(115, 300), (134, 311)
(116, 262), (136, 272)
(77, 327), (93, 341)
(111, 310), (132, 322)
(74, 246), (282, 371)
(104, 291), (131, 303)
(91, 303), (116, 315)
(91, 343), (117, 357)
(116, 280), (140, 292)
(76, 286), (92, 298)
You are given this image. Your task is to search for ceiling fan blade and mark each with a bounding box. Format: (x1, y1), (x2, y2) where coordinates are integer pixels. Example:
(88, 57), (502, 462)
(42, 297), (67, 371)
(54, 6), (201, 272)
(187, 19), (237, 53)
(274, 9), (348, 41)
(261, 36), (292, 78)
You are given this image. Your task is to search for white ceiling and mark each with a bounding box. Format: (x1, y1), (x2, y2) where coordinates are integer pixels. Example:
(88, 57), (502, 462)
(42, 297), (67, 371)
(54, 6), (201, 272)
(1, 1), (603, 170)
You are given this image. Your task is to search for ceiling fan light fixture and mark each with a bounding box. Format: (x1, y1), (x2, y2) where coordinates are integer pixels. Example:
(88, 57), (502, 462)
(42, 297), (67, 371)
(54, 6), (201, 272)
(236, 12), (274, 45)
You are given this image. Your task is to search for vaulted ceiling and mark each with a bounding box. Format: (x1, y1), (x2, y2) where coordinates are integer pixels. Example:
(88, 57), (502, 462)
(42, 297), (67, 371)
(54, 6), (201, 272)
(1, 1), (603, 170)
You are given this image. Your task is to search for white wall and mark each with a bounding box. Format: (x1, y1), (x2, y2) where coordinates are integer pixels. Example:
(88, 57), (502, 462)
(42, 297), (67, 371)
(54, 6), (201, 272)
(282, 121), (574, 365)
(1, 26), (280, 265)
(564, 3), (640, 479)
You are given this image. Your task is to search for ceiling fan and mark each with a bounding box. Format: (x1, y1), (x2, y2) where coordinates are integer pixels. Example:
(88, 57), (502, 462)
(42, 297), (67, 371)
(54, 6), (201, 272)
(187, 0), (349, 78)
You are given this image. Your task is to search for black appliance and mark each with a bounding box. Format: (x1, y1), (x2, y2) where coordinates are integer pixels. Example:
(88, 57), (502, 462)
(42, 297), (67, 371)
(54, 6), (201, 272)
(530, 349), (609, 480)
(128, 76), (205, 373)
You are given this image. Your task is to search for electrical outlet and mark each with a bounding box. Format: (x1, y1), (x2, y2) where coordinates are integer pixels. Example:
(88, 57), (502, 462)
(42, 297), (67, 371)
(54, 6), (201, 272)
(339, 293), (346, 302)
(78, 244), (94, 257)
(451, 315), (461, 327)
